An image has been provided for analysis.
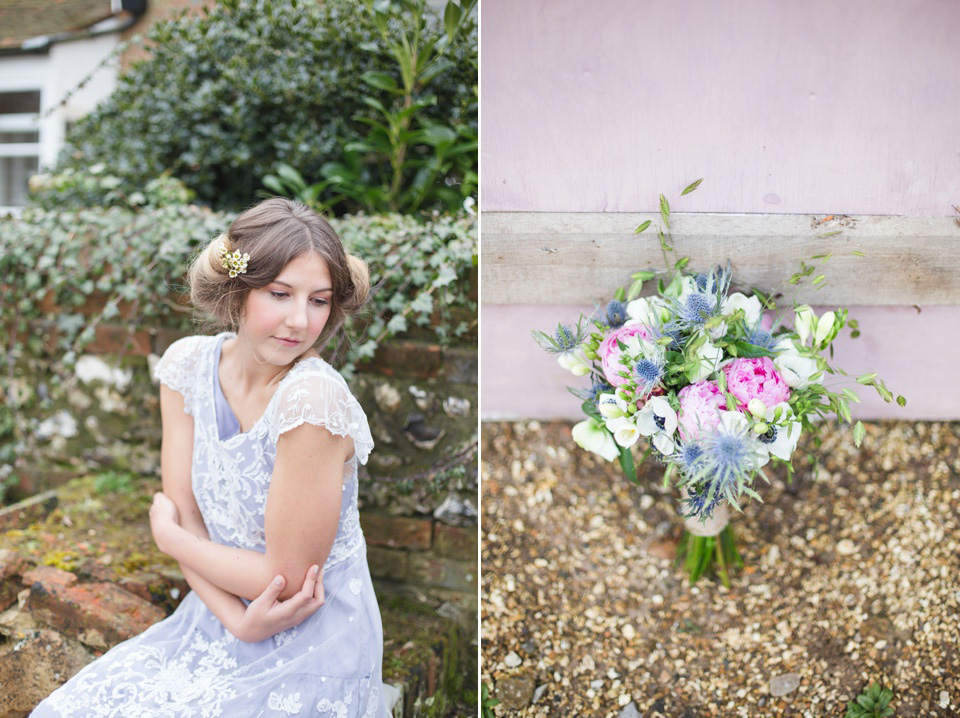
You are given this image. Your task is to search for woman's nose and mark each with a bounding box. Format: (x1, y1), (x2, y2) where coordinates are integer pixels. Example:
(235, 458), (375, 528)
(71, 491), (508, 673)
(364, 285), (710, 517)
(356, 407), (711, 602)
(285, 301), (309, 329)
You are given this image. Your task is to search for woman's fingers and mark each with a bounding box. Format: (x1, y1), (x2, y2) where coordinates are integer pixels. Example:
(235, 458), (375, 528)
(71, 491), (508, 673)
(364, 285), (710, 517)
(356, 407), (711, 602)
(254, 574), (286, 608)
(299, 564), (320, 599)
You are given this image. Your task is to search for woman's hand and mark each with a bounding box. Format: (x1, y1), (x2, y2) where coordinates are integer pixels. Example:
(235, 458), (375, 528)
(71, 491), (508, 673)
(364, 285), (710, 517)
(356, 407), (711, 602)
(149, 491), (181, 553)
(232, 564), (326, 643)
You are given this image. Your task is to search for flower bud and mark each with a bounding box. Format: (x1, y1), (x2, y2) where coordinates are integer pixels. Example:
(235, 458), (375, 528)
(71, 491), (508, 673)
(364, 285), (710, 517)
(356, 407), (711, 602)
(794, 305), (814, 344)
(747, 398), (767, 418)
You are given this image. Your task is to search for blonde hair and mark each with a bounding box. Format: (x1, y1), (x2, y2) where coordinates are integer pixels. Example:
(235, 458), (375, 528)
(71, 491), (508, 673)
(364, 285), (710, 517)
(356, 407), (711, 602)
(188, 198), (370, 349)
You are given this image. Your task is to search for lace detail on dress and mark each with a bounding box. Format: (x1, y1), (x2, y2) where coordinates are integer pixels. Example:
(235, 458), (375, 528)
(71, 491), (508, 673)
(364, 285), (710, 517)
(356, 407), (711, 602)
(154, 335), (208, 415)
(45, 627), (239, 717)
(325, 479), (365, 570)
(270, 364), (374, 465)
(317, 693), (353, 718)
(362, 688), (380, 718)
(268, 690), (303, 715)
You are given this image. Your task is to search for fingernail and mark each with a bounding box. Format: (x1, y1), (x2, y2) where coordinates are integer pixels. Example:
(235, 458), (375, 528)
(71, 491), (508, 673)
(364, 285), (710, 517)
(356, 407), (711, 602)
(274, 575), (283, 586)
(312, 565), (319, 576)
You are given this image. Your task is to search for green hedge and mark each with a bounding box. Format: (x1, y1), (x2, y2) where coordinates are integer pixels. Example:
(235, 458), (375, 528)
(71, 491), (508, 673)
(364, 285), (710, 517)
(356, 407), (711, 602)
(45, 0), (476, 213)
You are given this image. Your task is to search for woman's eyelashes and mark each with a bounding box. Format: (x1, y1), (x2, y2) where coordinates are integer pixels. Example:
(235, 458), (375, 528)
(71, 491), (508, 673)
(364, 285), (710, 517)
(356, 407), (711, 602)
(268, 290), (328, 307)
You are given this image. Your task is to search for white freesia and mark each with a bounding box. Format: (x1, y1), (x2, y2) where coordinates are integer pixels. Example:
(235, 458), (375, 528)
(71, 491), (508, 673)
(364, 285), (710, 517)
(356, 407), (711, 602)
(773, 337), (823, 389)
(557, 348), (590, 376)
(757, 402), (802, 461)
(794, 305), (815, 344)
(814, 310), (836, 346)
(688, 335), (724, 382)
(571, 419), (619, 461)
(597, 392), (626, 419)
(723, 292), (763, 327)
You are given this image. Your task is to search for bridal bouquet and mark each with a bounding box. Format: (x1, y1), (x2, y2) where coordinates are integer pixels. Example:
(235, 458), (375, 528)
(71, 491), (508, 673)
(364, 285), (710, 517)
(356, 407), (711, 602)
(533, 183), (902, 586)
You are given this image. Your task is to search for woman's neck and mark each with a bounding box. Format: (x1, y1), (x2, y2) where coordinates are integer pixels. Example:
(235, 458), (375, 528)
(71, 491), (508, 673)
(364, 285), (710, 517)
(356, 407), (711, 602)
(220, 333), (293, 395)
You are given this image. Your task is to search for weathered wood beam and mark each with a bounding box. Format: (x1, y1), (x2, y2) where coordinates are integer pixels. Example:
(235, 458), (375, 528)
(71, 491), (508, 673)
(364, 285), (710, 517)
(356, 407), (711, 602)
(481, 212), (960, 305)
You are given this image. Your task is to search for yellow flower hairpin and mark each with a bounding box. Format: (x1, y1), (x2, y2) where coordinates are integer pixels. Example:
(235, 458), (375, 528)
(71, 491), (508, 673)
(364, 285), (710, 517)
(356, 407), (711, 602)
(217, 236), (250, 278)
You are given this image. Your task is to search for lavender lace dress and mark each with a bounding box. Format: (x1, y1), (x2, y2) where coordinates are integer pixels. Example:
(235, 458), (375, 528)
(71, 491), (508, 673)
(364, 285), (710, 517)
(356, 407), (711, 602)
(32, 333), (387, 718)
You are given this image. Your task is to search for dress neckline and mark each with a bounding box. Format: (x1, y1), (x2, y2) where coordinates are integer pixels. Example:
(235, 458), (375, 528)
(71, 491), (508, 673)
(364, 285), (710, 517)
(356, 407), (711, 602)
(212, 332), (326, 444)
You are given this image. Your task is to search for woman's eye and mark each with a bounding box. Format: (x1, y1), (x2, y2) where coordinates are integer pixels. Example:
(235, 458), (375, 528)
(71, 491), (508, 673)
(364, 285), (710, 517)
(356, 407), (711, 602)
(270, 291), (288, 300)
(312, 298), (329, 307)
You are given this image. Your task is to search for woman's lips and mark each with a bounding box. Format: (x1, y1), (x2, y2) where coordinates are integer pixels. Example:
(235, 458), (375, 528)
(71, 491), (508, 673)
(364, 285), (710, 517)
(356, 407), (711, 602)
(273, 337), (301, 347)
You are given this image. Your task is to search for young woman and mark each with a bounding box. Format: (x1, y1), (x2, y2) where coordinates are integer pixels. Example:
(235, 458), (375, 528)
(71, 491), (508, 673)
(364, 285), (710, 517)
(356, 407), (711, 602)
(32, 198), (387, 717)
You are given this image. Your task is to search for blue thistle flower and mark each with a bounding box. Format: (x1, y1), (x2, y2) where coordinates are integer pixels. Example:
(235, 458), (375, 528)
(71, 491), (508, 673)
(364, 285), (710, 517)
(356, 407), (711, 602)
(671, 265), (731, 332)
(554, 324), (577, 350)
(680, 414), (765, 521)
(633, 352), (665, 395)
(745, 326), (777, 351)
(605, 300), (627, 328)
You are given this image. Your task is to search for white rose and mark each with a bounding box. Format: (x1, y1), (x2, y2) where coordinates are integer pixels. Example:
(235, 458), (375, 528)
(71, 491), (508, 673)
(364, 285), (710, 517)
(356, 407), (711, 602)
(626, 296), (668, 328)
(723, 292), (763, 327)
(571, 419), (619, 462)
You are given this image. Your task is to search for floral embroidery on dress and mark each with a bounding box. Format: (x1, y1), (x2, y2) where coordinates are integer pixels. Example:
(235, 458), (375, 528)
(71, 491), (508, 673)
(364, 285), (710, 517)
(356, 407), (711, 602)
(349, 579), (363, 595)
(317, 693), (353, 718)
(267, 690), (303, 715)
(273, 625), (298, 649)
(45, 628), (239, 717)
(362, 687), (380, 718)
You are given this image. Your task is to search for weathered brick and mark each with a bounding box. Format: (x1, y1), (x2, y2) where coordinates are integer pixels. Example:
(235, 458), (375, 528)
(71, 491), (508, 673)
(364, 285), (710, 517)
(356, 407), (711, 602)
(22, 567), (164, 647)
(363, 340), (442, 379)
(88, 324), (152, 356)
(432, 523), (477, 562)
(440, 346), (477, 384)
(361, 513), (432, 551)
(366, 546), (410, 582)
(407, 554), (476, 593)
(0, 549), (28, 612)
(0, 628), (93, 715)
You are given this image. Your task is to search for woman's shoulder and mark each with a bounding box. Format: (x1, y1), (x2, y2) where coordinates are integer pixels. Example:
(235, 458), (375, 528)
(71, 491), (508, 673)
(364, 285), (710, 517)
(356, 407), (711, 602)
(280, 356), (355, 399)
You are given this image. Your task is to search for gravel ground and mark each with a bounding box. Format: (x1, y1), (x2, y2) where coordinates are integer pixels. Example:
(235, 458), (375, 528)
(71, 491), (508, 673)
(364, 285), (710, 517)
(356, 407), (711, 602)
(480, 421), (960, 717)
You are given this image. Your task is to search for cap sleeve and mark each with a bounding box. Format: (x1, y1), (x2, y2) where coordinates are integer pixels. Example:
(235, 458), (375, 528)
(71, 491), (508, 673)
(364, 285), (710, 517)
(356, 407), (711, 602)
(271, 365), (374, 465)
(153, 335), (207, 415)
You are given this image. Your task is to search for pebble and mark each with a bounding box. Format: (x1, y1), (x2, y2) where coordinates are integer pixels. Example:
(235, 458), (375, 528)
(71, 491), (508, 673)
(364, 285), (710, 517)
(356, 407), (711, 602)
(940, 691), (950, 709)
(504, 651), (522, 668)
(770, 672), (801, 697)
(639, 494), (654, 510)
(532, 684), (548, 704)
(618, 701), (642, 718)
(621, 624), (636, 640)
(836, 538), (857, 555)
(618, 693), (632, 706)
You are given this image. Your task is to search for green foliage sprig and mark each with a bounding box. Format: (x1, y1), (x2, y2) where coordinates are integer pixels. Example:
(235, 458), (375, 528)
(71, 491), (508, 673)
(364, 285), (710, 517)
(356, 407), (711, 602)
(47, 0), (476, 213)
(845, 683), (894, 718)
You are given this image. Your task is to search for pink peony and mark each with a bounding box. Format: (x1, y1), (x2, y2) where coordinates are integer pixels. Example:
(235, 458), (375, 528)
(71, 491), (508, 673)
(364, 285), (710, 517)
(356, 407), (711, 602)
(722, 357), (790, 410)
(598, 322), (652, 387)
(677, 380), (727, 440)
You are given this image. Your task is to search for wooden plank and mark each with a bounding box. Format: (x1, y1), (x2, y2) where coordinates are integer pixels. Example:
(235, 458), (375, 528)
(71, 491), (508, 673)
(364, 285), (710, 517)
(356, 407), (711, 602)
(481, 212), (960, 305)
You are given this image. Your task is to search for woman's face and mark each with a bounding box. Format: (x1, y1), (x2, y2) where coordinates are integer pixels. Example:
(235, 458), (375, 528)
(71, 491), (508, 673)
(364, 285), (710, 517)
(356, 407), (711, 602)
(239, 252), (333, 364)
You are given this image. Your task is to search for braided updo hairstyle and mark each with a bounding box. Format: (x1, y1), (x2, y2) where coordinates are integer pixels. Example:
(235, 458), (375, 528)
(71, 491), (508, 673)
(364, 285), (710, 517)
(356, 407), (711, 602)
(188, 198), (369, 351)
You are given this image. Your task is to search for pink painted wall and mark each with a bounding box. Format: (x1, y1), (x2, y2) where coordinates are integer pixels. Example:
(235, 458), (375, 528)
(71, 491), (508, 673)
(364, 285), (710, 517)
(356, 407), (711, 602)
(480, 0), (960, 215)
(479, 0), (960, 419)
